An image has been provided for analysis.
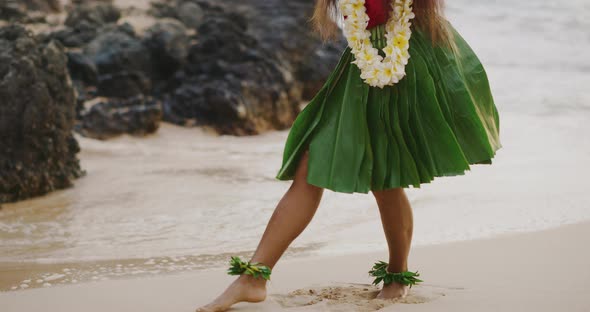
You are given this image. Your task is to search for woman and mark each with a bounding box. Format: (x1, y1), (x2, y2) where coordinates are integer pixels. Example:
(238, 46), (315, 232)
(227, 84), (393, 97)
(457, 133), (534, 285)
(197, 0), (501, 311)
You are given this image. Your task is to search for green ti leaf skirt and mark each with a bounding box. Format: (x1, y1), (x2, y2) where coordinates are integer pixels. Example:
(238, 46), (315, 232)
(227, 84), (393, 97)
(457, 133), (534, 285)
(275, 23), (502, 194)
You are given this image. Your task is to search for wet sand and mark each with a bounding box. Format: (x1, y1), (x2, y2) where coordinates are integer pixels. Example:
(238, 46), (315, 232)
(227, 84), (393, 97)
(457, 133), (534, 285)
(1, 221), (589, 311)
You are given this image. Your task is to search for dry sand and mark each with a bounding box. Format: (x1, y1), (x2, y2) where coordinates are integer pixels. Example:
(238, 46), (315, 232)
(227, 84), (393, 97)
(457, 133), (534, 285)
(1, 221), (589, 312)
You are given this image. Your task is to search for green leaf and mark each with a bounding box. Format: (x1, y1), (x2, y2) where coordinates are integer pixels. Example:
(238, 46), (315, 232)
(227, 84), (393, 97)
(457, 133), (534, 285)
(226, 256), (272, 280)
(368, 260), (424, 287)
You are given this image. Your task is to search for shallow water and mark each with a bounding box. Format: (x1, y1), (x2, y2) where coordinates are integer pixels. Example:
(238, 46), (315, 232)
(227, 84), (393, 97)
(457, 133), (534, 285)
(1, 0), (590, 291)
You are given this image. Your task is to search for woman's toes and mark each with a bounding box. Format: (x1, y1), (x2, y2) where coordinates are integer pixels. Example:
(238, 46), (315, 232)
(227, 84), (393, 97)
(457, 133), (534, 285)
(195, 303), (225, 312)
(195, 277), (267, 312)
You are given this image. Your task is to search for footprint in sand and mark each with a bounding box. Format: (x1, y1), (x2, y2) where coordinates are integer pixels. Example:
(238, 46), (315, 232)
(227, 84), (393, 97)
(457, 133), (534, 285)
(270, 283), (457, 311)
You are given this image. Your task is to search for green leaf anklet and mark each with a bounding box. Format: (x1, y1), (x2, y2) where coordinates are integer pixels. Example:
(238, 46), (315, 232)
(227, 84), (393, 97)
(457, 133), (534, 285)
(227, 256), (272, 281)
(368, 261), (423, 288)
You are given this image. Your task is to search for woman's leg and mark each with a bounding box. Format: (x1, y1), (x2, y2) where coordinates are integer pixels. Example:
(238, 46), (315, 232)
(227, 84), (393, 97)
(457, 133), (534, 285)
(371, 187), (414, 299)
(196, 150), (324, 312)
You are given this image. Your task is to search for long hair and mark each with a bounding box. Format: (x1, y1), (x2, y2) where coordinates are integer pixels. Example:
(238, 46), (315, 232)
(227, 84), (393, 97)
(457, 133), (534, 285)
(311, 0), (451, 45)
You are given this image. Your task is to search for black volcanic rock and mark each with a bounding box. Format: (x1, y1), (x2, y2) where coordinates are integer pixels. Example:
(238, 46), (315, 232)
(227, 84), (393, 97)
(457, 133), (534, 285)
(40, 2), (122, 48)
(42, 2), (121, 48)
(0, 2), (27, 22)
(147, 0), (344, 135)
(97, 71), (151, 98)
(149, 0), (205, 29)
(70, 0), (113, 4)
(22, 0), (61, 12)
(0, 0), (62, 15)
(162, 7), (297, 135)
(0, 0), (54, 23)
(33, 0), (345, 138)
(76, 95), (162, 140)
(0, 25), (83, 204)
(176, 1), (204, 29)
(64, 2), (121, 29)
(83, 23), (153, 98)
(43, 20), (98, 48)
(142, 19), (189, 80)
(208, 0), (347, 101)
(67, 51), (98, 85)
(296, 40), (346, 100)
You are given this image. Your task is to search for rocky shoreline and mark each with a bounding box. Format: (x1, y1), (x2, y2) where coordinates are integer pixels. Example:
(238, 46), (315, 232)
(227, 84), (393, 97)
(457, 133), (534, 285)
(0, 25), (84, 203)
(0, 0), (345, 203)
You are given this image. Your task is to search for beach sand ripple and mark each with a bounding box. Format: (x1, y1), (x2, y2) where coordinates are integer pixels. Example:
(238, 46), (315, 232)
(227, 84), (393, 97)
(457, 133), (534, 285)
(270, 282), (453, 311)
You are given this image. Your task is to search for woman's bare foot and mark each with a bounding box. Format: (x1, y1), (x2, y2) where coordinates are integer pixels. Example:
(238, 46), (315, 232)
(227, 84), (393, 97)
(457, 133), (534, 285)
(375, 282), (408, 300)
(195, 275), (267, 312)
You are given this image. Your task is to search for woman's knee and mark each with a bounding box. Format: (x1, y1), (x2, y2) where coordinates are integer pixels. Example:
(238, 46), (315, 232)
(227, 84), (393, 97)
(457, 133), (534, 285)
(371, 187), (404, 204)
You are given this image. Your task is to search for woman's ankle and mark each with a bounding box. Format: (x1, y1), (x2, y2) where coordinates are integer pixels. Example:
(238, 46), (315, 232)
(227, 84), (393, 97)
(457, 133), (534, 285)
(386, 263), (408, 273)
(237, 274), (267, 288)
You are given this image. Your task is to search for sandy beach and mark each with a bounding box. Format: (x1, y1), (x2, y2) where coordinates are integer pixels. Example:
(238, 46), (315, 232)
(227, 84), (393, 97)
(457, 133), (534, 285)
(2, 0), (590, 311)
(2, 221), (589, 311)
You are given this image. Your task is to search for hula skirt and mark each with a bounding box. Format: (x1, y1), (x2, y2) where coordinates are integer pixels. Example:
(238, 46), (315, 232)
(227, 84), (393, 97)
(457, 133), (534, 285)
(275, 23), (502, 194)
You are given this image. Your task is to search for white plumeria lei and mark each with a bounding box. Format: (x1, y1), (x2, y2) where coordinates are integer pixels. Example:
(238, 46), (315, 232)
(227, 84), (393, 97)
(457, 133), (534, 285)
(339, 0), (415, 88)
